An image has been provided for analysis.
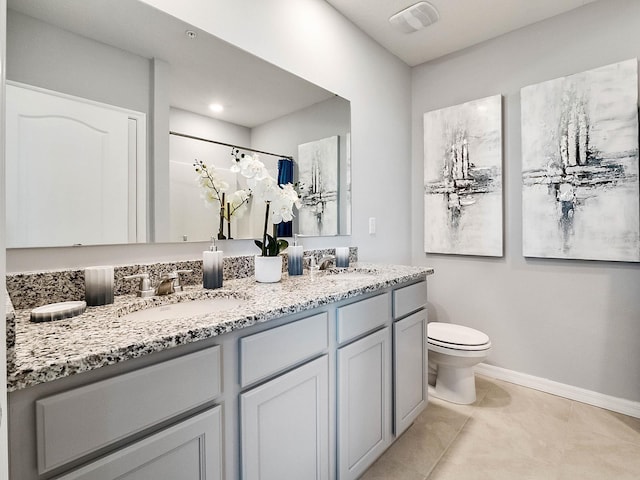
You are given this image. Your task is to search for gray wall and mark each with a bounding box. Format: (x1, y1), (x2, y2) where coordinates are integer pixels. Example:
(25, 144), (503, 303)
(168, 108), (253, 241)
(411, 0), (640, 402)
(251, 96), (350, 159)
(252, 96), (352, 235)
(170, 107), (251, 154)
(7, 9), (150, 114)
(0, 0), (8, 474)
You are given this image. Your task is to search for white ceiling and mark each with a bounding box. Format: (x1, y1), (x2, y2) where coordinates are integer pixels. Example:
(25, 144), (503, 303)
(9, 0), (600, 126)
(325, 0), (599, 66)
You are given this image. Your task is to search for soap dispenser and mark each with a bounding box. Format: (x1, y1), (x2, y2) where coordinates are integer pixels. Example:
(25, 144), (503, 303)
(203, 237), (223, 289)
(288, 234), (304, 276)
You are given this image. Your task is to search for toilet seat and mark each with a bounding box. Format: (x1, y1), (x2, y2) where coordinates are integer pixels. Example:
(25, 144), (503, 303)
(427, 322), (491, 351)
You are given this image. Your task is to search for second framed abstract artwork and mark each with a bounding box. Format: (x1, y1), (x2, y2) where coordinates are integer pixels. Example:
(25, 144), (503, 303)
(423, 95), (503, 256)
(521, 59), (639, 262)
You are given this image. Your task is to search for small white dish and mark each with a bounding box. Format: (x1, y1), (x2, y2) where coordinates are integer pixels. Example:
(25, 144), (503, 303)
(30, 301), (87, 323)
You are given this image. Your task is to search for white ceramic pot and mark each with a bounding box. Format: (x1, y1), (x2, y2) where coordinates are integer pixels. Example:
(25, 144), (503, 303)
(254, 255), (283, 283)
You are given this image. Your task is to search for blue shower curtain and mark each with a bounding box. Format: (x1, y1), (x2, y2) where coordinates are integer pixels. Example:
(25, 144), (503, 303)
(276, 158), (294, 237)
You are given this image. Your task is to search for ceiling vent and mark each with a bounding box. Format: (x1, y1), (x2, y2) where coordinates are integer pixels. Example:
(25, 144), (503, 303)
(389, 1), (439, 34)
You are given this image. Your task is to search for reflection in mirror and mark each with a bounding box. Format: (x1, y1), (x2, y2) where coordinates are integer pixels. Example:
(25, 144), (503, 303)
(6, 0), (351, 248)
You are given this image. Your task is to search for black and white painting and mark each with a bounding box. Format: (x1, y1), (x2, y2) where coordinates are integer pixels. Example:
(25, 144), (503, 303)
(298, 136), (339, 236)
(521, 59), (639, 262)
(424, 95), (503, 256)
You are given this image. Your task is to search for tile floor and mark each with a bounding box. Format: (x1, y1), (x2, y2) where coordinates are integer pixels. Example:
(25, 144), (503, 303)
(361, 375), (640, 480)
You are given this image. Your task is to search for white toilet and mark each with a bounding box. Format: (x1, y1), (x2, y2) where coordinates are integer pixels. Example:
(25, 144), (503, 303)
(427, 322), (491, 405)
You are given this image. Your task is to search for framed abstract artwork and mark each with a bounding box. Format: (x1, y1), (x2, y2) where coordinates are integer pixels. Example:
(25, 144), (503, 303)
(297, 136), (339, 236)
(423, 95), (503, 256)
(521, 59), (639, 262)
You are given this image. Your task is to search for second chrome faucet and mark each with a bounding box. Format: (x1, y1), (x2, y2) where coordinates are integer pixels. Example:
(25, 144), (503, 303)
(124, 270), (193, 297)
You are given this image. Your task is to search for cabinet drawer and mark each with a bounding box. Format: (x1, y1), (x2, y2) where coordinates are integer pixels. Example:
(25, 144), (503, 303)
(55, 406), (222, 480)
(240, 312), (328, 387)
(337, 293), (390, 344)
(36, 346), (221, 474)
(393, 281), (427, 319)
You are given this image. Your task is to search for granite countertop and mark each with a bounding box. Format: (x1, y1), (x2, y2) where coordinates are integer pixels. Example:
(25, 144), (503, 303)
(8, 264), (433, 392)
(5, 290), (15, 320)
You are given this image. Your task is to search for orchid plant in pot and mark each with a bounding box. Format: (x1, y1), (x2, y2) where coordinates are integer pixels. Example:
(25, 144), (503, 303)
(232, 153), (301, 282)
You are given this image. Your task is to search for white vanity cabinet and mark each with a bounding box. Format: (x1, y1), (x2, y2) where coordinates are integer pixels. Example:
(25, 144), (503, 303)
(8, 277), (430, 480)
(393, 281), (428, 436)
(239, 313), (330, 480)
(336, 294), (392, 480)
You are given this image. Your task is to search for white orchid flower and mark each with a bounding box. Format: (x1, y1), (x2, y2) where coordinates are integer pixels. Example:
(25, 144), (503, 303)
(195, 160), (229, 200)
(227, 189), (251, 219)
(250, 175), (279, 203)
(224, 151), (301, 256)
(271, 199), (294, 224)
(268, 183), (301, 224)
(235, 154), (268, 181)
(279, 183), (302, 209)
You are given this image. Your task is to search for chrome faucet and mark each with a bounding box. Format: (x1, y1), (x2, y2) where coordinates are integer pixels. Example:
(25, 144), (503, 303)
(173, 269), (193, 292)
(123, 273), (154, 298)
(318, 255), (335, 270)
(124, 270), (192, 297)
(155, 272), (178, 295)
(304, 256), (319, 272)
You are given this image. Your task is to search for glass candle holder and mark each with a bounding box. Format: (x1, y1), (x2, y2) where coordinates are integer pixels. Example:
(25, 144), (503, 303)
(288, 245), (304, 276)
(203, 250), (224, 289)
(335, 247), (350, 268)
(84, 266), (114, 306)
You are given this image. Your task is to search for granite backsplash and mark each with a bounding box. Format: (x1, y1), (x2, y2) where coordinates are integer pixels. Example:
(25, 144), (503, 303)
(5, 247), (357, 310)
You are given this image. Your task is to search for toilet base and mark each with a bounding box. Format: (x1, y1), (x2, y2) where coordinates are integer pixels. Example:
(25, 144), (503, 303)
(431, 364), (477, 405)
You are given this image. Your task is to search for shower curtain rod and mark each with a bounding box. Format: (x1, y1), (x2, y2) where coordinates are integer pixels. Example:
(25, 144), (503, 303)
(169, 131), (294, 160)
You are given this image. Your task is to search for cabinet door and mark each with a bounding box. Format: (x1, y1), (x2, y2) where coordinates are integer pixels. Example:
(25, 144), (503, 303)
(337, 327), (391, 480)
(55, 406), (222, 480)
(394, 310), (427, 436)
(241, 355), (329, 480)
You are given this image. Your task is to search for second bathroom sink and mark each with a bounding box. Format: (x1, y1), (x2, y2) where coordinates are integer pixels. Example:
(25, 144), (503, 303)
(118, 297), (246, 322)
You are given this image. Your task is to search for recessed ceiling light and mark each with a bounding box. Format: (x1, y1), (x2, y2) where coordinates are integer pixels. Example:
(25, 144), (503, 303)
(389, 2), (439, 34)
(209, 103), (224, 113)
(185, 30), (197, 39)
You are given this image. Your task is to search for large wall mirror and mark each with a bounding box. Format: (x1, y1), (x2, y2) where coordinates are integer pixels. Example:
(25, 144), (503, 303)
(6, 0), (351, 248)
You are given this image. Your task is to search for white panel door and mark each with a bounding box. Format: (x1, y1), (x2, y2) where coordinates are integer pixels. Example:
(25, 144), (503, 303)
(337, 327), (392, 480)
(6, 83), (141, 247)
(241, 355), (329, 480)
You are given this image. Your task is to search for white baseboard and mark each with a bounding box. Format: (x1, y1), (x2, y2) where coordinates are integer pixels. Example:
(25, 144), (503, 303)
(475, 363), (640, 419)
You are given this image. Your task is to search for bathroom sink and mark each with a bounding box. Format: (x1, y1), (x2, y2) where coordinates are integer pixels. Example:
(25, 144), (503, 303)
(118, 297), (246, 322)
(325, 273), (376, 282)
(321, 268), (379, 282)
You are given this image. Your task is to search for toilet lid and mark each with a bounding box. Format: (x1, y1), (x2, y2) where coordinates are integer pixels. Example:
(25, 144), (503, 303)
(427, 322), (490, 347)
